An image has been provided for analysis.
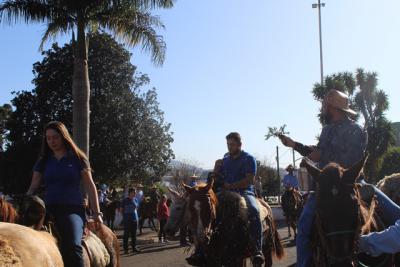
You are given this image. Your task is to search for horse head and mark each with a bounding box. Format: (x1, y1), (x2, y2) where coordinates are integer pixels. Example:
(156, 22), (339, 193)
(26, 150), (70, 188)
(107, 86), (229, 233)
(182, 178), (217, 249)
(301, 156), (366, 266)
(164, 187), (189, 236)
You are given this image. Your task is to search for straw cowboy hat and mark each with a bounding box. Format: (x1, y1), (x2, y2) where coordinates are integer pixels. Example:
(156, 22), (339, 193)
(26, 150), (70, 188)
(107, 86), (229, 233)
(286, 164), (295, 172)
(323, 89), (357, 116)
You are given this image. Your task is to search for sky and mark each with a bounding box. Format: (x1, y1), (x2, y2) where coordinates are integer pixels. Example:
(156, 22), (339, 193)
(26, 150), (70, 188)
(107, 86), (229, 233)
(1, 0), (399, 169)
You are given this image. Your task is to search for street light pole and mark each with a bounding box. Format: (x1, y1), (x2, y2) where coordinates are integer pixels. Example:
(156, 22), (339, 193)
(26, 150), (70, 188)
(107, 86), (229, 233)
(313, 0), (325, 86)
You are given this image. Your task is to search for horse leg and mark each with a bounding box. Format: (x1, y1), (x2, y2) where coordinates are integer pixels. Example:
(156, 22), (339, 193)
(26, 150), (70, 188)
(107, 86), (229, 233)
(292, 221), (297, 239)
(139, 218), (143, 235)
(286, 217), (291, 237)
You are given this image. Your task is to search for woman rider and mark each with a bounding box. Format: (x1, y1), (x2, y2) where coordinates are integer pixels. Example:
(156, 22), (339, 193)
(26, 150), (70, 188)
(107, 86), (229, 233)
(27, 121), (103, 267)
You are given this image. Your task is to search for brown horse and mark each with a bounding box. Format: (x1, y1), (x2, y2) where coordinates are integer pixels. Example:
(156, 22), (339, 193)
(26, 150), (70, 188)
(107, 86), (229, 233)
(166, 178), (284, 267)
(281, 188), (303, 238)
(138, 196), (158, 234)
(301, 157), (393, 267)
(0, 196), (120, 267)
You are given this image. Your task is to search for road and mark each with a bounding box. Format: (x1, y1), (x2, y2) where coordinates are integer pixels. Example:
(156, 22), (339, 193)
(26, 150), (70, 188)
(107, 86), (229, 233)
(119, 222), (296, 267)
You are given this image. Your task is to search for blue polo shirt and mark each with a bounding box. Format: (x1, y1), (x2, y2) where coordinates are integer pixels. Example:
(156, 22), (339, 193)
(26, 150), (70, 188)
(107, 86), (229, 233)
(220, 151), (257, 194)
(33, 151), (87, 206)
(282, 174), (299, 188)
(121, 197), (139, 221)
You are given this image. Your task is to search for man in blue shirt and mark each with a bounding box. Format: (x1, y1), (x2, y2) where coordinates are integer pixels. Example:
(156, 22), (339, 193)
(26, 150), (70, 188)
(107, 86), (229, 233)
(280, 90), (367, 267)
(121, 188), (140, 254)
(282, 164), (299, 190)
(216, 132), (264, 265)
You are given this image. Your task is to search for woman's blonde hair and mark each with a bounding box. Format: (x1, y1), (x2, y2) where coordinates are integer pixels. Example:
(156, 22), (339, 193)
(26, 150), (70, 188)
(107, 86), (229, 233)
(39, 121), (90, 171)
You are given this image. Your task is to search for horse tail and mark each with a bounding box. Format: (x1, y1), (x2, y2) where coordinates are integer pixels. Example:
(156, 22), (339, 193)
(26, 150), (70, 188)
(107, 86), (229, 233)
(270, 219), (285, 260)
(268, 217), (285, 260)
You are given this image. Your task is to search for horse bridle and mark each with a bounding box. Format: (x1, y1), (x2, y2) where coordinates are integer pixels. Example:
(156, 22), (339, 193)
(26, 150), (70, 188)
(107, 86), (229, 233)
(314, 182), (363, 266)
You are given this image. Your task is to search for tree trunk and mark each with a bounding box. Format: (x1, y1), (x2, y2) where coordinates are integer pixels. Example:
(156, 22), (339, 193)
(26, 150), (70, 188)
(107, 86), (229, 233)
(72, 13), (90, 157)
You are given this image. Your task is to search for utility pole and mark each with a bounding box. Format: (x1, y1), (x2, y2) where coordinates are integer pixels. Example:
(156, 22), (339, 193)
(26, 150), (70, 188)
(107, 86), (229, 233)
(312, 0), (325, 85)
(292, 148), (296, 168)
(276, 146), (281, 204)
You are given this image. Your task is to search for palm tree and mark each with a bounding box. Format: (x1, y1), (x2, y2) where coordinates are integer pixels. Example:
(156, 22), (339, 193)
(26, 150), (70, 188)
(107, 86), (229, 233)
(0, 0), (174, 156)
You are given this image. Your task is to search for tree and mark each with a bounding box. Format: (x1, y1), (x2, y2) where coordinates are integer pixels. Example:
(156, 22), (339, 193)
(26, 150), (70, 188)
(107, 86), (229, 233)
(168, 159), (203, 189)
(0, 104), (12, 151)
(257, 160), (280, 197)
(1, 33), (174, 193)
(378, 147), (400, 180)
(312, 69), (394, 181)
(0, 0), (174, 156)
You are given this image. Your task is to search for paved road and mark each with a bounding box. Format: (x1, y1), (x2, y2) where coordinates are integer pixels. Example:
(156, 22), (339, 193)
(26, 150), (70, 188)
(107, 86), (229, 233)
(119, 222), (296, 267)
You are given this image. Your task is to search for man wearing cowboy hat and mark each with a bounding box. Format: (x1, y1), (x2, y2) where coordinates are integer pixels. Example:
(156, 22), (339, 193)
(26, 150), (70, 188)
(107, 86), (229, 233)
(282, 164), (299, 190)
(279, 89), (368, 267)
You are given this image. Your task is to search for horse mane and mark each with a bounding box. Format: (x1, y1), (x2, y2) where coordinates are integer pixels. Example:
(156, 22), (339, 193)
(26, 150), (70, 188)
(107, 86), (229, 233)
(193, 183), (218, 207)
(0, 198), (17, 223)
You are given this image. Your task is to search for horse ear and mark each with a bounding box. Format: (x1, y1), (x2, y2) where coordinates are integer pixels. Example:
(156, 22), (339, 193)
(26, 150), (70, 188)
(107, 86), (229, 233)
(168, 187), (181, 199)
(343, 154), (368, 184)
(300, 158), (321, 181)
(205, 177), (214, 192)
(183, 183), (194, 194)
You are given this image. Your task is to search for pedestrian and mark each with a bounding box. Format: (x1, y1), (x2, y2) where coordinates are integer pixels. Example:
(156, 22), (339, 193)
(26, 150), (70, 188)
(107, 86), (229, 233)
(255, 176), (263, 198)
(121, 188), (141, 254)
(158, 194), (170, 243)
(26, 121), (103, 267)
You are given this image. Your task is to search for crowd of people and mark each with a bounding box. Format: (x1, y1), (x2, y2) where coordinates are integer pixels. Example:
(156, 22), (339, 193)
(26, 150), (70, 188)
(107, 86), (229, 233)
(19, 89), (400, 267)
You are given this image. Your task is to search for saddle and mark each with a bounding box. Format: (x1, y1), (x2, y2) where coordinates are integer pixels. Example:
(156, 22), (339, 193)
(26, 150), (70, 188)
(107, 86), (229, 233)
(22, 196), (111, 267)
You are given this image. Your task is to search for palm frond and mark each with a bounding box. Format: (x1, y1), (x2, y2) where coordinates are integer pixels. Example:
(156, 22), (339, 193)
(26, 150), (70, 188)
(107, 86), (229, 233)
(39, 16), (75, 50)
(133, 0), (174, 9)
(0, 0), (52, 24)
(91, 7), (166, 65)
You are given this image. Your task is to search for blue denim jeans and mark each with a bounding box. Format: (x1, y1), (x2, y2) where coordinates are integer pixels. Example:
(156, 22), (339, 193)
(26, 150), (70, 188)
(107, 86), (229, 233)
(241, 192), (263, 253)
(47, 205), (85, 267)
(123, 217), (138, 251)
(296, 193), (316, 267)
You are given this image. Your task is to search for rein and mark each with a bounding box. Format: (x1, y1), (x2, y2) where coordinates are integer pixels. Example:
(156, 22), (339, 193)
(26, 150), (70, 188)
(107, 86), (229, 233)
(314, 184), (363, 266)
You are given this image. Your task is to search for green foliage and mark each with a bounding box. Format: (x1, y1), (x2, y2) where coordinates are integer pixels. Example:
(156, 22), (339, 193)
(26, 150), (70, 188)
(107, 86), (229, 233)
(265, 125), (289, 141)
(311, 68), (394, 181)
(378, 147), (400, 181)
(1, 33), (174, 193)
(257, 161), (280, 196)
(0, 104), (12, 152)
(0, 0), (174, 65)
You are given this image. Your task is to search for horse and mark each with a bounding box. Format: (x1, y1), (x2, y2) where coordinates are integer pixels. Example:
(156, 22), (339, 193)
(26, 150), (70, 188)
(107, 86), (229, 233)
(138, 195), (158, 234)
(103, 199), (121, 231)
(281, 187), (303, 238)
(165, 178), (285, 267)
(0, 196), (120, 267)
(301, 157), (393, 267)
(0, 197), (63, 267)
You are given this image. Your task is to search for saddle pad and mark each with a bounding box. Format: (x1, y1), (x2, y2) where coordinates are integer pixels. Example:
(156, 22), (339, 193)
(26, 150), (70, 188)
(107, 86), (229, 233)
(82, 231), (110, 267)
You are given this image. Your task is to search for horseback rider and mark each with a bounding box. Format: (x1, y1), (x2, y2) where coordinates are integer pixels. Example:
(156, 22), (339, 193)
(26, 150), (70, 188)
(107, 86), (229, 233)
(26, 121), (103, 267)
(282, 164), (299, 191)
(216, 132), (265, 264)
(281, 164), (300, 214)
(279, 89), (367, 267)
